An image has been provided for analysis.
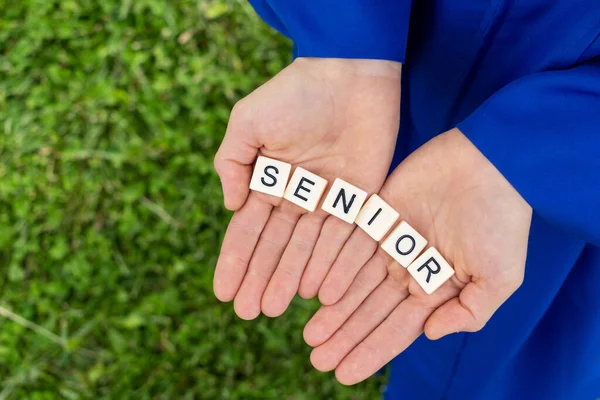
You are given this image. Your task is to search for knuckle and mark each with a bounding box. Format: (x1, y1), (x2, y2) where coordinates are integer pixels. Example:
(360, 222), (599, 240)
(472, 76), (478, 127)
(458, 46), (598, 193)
(352, 273), (370, 291)
(290, 235), (314, 252)
(349, 238), (377, 259)
(228, 221), (262, 238)
(229, 99), (252, 125)
(312, 248), (339, 267)
(218, 252), (250, 269)
(383, 318), (405, 338)
(247, 265), (272, 282)
(362, 302), (384, 322)
(352, 258), (386, 290)
(504, 269), (525, 293)
(213, 152), (224, 173)
(276, 262), (302, 279)
(260, 235), (285, 250)
(339, 260), (359, 276)
(513, 270), (525, 289)
(338, 324), (359, 343)
(270, 209), (297, 226)
(385, 264), (409, 289)
(469, 319), (487, 332)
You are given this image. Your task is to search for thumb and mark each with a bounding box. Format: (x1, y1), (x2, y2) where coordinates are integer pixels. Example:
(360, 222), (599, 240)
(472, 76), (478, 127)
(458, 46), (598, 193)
(214, 104), (260, 211)
(423, 275), (523, 340)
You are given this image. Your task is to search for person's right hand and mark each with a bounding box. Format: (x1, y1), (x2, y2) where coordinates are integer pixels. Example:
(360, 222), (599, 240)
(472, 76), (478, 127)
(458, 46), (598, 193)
(213, 58), (402, 320)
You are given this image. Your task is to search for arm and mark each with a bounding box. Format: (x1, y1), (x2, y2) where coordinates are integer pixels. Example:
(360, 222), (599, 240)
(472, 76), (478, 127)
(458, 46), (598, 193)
(458, 57), (600, 246)
(214, 1), (413, 318)
(249, 0), (413, 62)
(303, 60), (600, 385)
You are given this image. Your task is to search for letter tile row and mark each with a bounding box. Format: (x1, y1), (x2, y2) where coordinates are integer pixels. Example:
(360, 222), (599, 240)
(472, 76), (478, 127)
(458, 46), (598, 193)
(248, 156), (455, 295)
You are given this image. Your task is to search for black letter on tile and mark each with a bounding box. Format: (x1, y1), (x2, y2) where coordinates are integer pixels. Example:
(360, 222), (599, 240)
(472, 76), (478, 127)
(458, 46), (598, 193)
(417, 257), (441, 283)
(261, 165), (279, 187)
(368, 208), (383, 226)
(333, 189), (356, 214)
(294, 177), (315, 202)
(396, 234), (416, 256)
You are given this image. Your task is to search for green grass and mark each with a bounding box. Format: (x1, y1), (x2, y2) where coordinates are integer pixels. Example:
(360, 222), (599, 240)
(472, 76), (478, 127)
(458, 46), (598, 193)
(0, 1), (384, 398)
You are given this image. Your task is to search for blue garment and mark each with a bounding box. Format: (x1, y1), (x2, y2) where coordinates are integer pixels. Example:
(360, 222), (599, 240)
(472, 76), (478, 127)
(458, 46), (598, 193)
(248, 1), (600, 399)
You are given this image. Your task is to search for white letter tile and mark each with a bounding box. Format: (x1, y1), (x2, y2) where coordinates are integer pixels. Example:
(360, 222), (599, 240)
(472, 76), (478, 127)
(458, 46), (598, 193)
(283, 167), (328, 212)
(249, 156), (292, 198)
(355, 195), (400, 241)
(321, 178), (368, 224)
(381, 221), (428, 268)
(407, 247), (455, 295)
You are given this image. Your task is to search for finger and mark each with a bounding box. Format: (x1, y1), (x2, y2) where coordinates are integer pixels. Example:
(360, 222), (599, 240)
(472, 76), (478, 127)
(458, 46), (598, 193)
(318, 228), (378, 306)
(233, 207), (301, 320)
(424, 274), (523, 340)
(214, 193), (272, 302)
(334, 285), (459, 385)
(261, 213), (326, 317)
(310, 271), (410, 372)
(298, 216), (355, 299)
(214, 103), (259, 211)
(303, 249), (389, 347)
(334, 296), (433, 386)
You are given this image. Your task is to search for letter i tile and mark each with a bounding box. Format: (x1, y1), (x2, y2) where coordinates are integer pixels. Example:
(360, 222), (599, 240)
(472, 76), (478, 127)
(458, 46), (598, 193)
(355, 194), (400, 241)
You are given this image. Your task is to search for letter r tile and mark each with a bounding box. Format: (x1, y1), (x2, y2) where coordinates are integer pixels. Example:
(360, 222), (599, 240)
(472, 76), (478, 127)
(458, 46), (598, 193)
(321, 178), (368, 224)
(407, 247), (455, 295)
(283, 167), (328, 212)
(249, 156), (292, 198)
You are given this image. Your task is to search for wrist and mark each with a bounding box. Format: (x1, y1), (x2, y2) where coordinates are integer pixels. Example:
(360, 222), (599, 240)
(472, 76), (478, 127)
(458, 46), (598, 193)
(438, 129), (531, 211)
(294, 57), (402, 80)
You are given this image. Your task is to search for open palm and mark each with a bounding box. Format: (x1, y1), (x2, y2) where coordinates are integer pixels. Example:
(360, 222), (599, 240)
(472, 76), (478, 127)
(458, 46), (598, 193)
(213, 58), (402, 320)
(304, 129), (533, 385)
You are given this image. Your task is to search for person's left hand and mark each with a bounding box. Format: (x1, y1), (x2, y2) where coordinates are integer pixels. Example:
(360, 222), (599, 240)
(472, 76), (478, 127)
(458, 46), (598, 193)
(303, 128), (533, 385)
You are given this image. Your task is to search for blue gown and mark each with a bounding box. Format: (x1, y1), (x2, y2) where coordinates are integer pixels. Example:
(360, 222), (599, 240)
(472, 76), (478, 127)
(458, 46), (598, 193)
(248, 1), (600, 398)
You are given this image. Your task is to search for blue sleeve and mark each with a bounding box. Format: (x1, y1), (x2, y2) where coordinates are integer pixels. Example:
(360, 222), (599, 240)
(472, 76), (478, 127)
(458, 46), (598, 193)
(248, 0), (412, 63)
(458, 59), (600, 247)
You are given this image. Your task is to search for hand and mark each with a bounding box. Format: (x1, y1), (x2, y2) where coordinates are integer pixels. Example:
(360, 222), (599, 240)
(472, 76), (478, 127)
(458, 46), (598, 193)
(213, 58), (402, 319)
(303, 128), (532, 385)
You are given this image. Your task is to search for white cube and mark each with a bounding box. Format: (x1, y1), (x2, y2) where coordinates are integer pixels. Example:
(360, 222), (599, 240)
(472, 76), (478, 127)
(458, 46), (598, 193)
(407, 247), (455, 295)
(321, 178), (368, 224)
(355, 195), (400, 241)
(283, 167), (328, 212)
(381, 221), (428, 268)
(249, 156), (292, 198)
